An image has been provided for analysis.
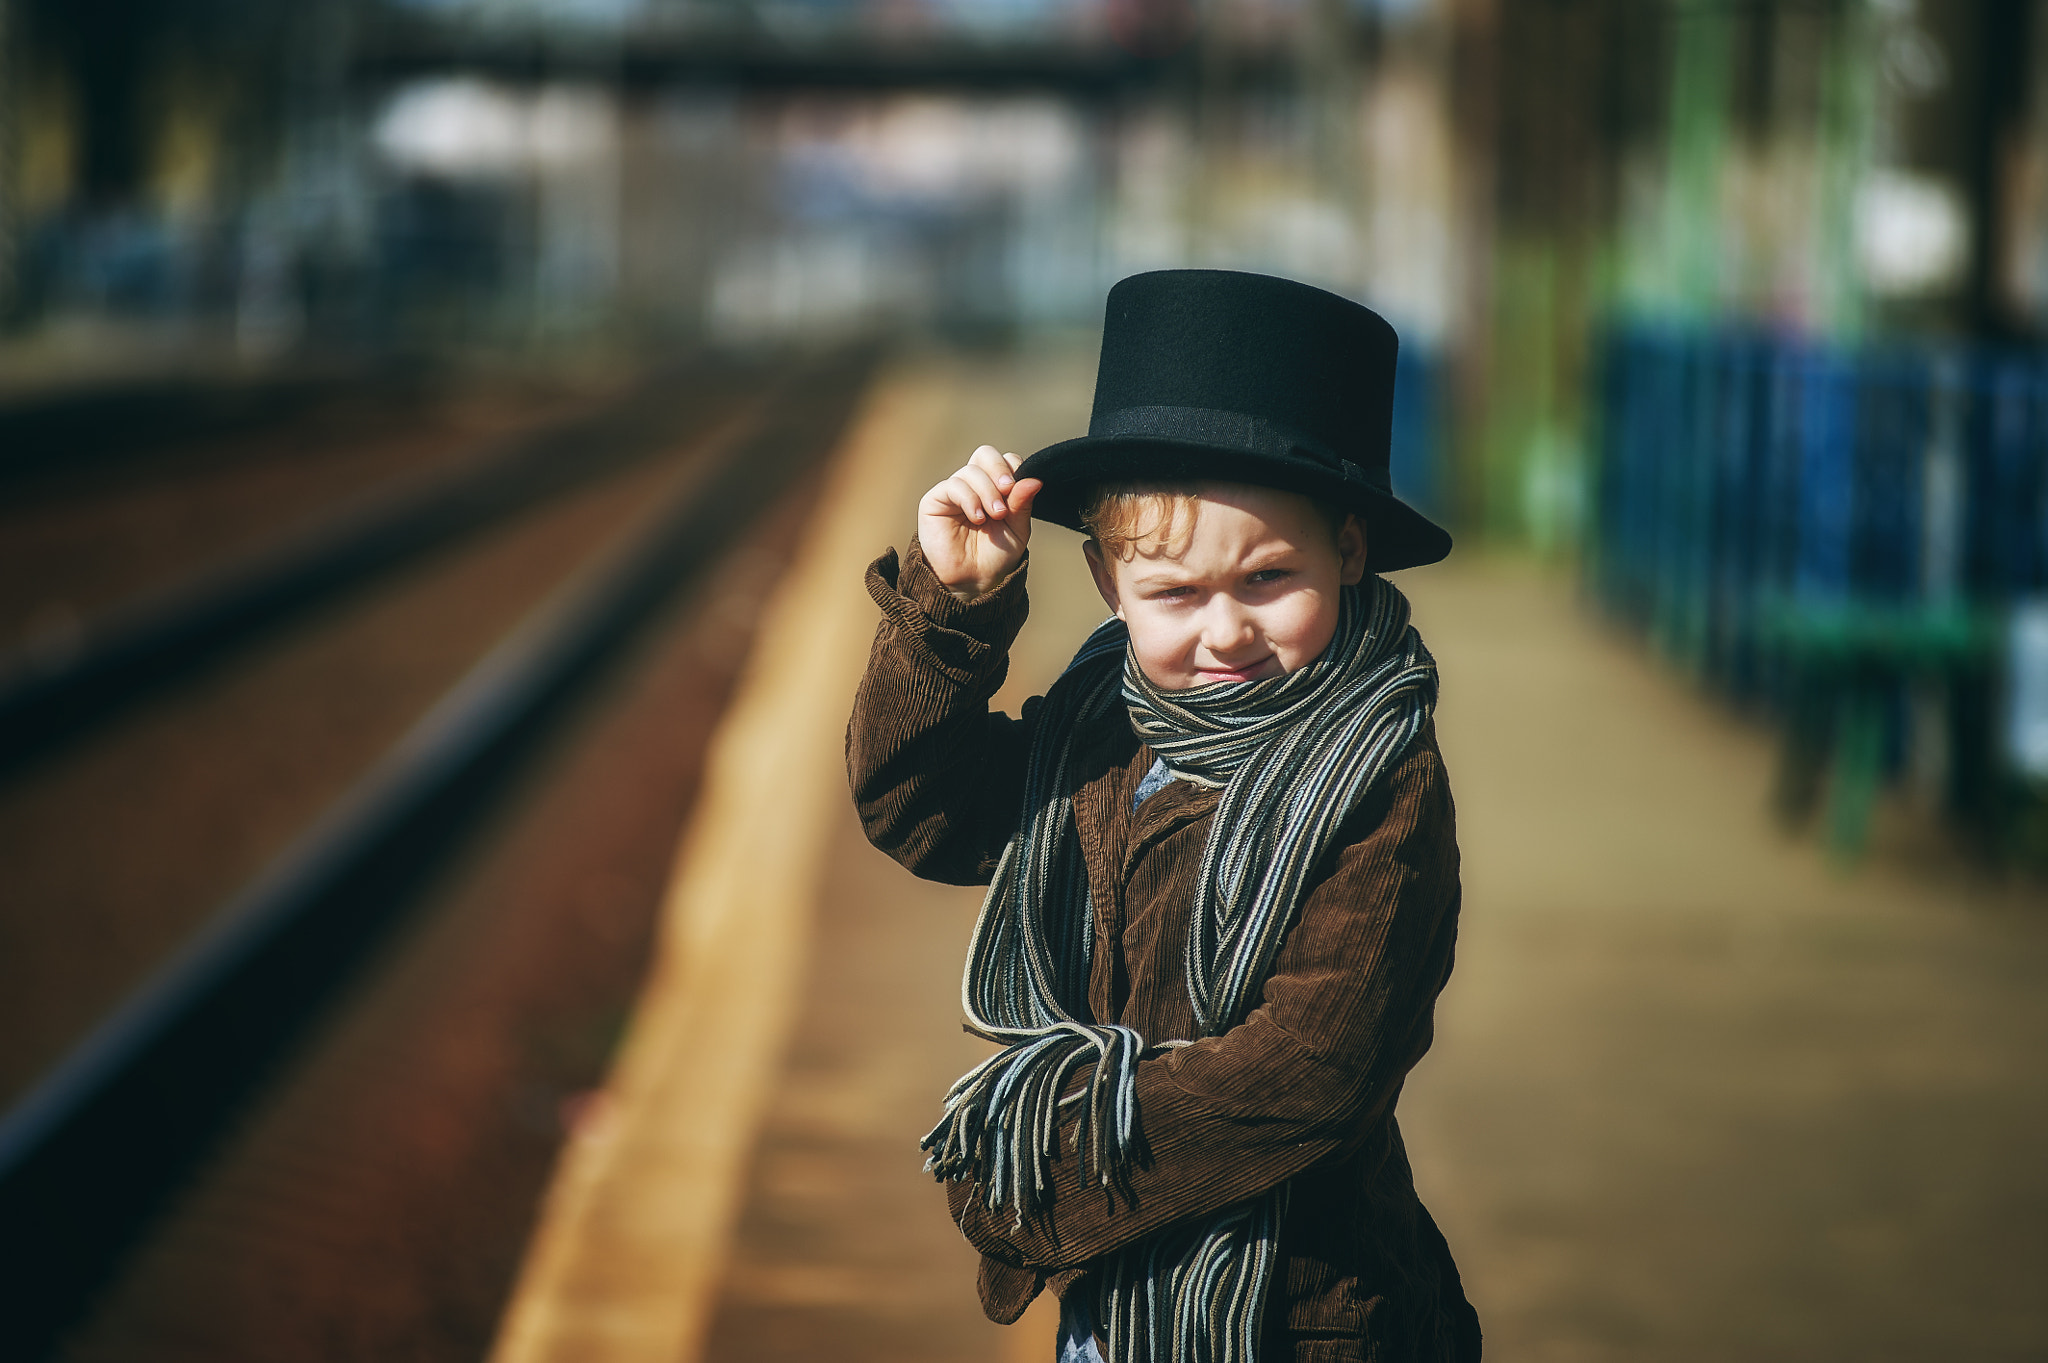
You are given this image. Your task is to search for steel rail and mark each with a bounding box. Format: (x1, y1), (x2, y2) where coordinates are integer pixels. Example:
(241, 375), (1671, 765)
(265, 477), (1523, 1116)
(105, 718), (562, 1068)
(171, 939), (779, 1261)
(0, 355), (765, 777)
(0, 367), (378, 487)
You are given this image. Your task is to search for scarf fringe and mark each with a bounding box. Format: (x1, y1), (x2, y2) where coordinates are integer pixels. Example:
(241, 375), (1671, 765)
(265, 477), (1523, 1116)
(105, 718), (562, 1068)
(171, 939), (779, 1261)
(919, 1020), (1145, 1227)
(1100, 1188), (1286, 1363)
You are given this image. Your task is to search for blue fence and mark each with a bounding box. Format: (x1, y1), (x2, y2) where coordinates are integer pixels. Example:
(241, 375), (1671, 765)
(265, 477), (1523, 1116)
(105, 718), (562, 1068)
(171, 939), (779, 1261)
(1591, 321), (2048, 850)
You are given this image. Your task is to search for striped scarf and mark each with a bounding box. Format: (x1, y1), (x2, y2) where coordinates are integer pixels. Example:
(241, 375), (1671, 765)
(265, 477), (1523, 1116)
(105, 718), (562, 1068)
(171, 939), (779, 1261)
(921, 573), (1438, 1363)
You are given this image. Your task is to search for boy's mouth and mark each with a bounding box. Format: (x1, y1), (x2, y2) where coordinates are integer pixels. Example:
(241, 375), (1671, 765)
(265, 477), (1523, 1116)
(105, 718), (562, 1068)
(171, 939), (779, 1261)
(1195, 655), (1277, 684)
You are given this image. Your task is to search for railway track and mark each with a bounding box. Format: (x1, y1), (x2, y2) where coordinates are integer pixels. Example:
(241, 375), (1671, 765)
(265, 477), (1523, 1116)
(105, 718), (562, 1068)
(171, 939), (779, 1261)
(0, 366), (387, 487)
(0, 370), (610, 648)
(0, 346), (879, 1360)
(0, 356), (764, 774)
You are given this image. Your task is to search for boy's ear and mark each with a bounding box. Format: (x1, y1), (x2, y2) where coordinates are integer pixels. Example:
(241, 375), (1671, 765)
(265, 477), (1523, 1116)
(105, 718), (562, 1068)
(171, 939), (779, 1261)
(1082, 539), (1125, 619)
(1337, 514), (1368, 586)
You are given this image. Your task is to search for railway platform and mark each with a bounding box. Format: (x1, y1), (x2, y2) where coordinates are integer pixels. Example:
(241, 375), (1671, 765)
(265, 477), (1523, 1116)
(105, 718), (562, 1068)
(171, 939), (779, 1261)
(4, 348), (2044, 1363)
(491, 349), (2048, 1363)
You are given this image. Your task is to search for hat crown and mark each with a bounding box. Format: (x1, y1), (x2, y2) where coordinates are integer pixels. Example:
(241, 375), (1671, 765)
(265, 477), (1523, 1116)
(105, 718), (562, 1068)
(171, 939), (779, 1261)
(1014, 268), (1450, 572)
(1089, 270), (1399, 476)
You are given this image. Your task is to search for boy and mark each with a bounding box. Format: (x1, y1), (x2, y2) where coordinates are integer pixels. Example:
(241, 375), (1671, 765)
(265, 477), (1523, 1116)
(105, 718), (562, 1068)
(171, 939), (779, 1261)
(848, 270), (1480, 1363)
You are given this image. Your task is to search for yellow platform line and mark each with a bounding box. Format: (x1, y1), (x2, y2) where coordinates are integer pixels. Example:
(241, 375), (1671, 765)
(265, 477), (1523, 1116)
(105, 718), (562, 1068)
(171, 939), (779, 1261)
(487, 367), (947, 1363)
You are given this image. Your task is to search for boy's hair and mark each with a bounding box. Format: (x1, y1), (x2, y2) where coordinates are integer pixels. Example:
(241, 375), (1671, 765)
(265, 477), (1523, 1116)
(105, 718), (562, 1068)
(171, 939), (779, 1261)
(1079, 482), (1202, 559)
(1079, 480), (1350, 559)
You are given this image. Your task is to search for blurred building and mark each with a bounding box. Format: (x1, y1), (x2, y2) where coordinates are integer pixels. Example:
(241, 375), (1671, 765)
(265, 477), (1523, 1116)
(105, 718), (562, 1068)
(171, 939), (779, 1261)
(2, 0), (2046, 538)
(0, 1), (1472, 563)
(0, 1), (1464, 369)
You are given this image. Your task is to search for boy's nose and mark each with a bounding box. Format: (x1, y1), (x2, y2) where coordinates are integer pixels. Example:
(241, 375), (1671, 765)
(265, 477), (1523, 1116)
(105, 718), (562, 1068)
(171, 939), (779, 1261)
(1200, 599), (1259, 656)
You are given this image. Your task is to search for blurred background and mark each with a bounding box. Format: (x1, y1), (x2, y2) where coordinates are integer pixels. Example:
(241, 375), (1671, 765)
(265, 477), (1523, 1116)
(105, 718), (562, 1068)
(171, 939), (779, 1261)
(2, 1), (2046, 1360)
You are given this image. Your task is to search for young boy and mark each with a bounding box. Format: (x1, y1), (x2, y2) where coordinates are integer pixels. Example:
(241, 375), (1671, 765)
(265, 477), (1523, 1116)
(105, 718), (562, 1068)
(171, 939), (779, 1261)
(848, 270), (1481, 1363)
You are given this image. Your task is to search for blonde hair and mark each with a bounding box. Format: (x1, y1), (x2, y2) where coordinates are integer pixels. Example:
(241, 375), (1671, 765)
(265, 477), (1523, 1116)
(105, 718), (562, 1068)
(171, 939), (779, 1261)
(1079, 480), (1350, 559)
(1078, 481), (1203, 559)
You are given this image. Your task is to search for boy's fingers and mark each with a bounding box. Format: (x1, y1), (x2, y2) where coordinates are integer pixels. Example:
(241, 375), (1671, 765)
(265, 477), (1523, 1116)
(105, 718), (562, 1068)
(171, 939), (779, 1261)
(944, 475), (990, 523)
(1006, 478), (1044, 519)
(924, 457), (1030, 533)
(970, 445), (1015, 491)
(921, 478), (968, 522)
(955, 464), (1009, 518)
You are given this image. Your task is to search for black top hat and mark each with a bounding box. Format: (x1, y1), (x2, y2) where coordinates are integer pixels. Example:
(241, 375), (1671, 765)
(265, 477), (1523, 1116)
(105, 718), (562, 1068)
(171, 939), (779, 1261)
(1018, 269), (1452, 573)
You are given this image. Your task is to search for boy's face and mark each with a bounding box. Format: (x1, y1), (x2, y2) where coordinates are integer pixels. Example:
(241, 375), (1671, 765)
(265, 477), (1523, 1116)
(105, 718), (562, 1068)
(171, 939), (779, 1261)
(1082, 483), (1368, 691)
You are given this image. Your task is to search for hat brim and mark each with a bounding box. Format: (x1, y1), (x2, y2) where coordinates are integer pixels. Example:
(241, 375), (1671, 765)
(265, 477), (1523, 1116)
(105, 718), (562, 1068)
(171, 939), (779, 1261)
(1016, 434), (1453, 574)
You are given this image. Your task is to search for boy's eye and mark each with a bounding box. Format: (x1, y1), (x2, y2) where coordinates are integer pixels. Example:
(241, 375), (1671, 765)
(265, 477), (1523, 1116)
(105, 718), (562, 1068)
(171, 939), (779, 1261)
(1149, 585), (1195, 600)
(1247, 569), (1291, 584)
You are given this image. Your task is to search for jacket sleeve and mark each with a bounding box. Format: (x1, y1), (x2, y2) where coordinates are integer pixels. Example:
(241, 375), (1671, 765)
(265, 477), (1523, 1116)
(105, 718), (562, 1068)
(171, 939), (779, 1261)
(846, 537), (1042, 887)
(948, 728), (1463, 1270)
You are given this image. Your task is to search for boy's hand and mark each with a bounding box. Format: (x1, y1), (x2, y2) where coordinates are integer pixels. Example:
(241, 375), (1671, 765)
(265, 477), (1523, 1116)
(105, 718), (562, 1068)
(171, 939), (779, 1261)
(918, 445), (1042, 600)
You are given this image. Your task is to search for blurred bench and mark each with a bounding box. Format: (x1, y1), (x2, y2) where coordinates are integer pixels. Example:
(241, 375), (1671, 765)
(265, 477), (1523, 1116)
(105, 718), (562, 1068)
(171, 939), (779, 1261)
(1761, 600), (1997, 859)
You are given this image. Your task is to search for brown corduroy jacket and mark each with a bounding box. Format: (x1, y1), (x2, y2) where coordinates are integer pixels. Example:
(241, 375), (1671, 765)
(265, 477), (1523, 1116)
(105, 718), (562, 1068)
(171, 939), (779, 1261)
(848, 540), (1482, 1363)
